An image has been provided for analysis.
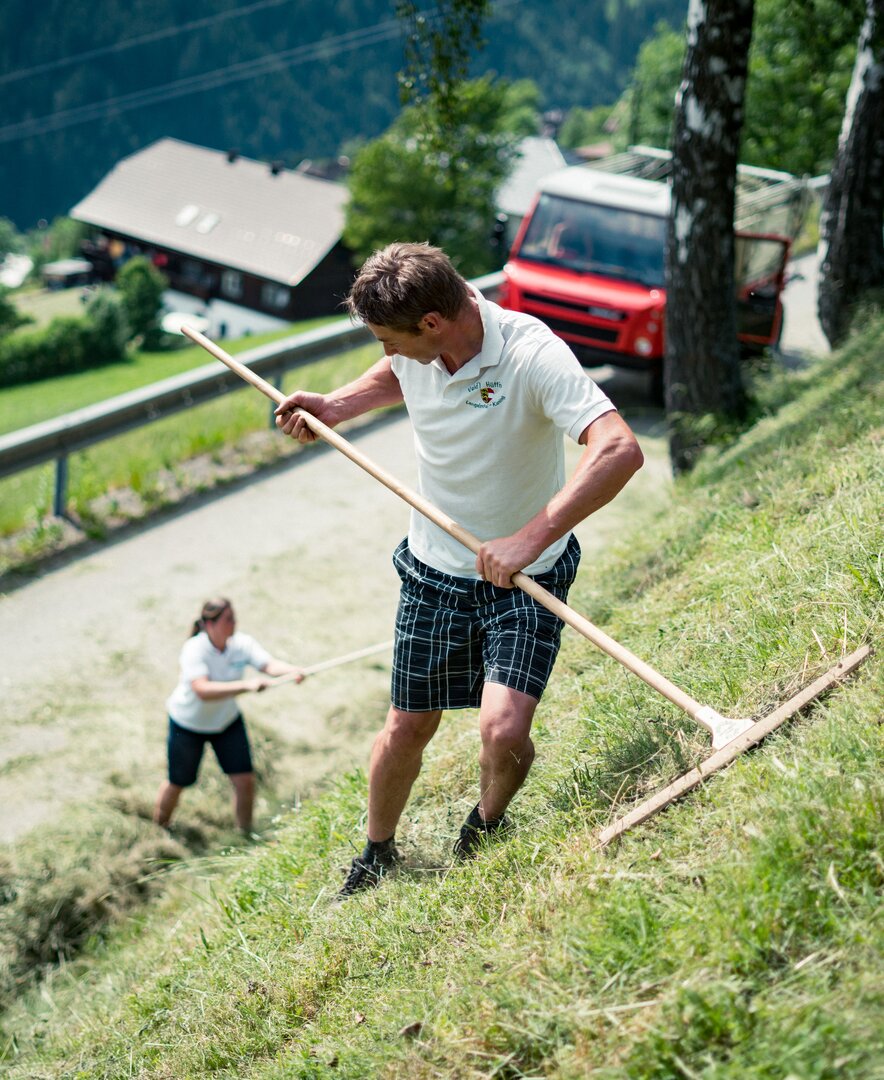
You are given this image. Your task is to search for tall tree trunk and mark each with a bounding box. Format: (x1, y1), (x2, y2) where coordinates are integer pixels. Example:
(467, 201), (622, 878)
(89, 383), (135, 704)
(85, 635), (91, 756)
(665, 0), (754, 474)
(817, 0), (884, 348)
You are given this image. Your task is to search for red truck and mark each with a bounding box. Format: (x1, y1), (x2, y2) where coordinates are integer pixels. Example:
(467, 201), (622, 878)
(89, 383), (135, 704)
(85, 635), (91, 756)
(499, 146), (808, 395)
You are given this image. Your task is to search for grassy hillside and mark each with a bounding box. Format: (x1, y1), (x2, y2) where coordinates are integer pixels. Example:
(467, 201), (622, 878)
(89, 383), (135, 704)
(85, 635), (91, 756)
(1, 318), (881, 1077)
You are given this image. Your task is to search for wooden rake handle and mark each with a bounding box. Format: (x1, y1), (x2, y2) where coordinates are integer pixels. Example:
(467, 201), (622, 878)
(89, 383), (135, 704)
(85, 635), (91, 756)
(267, 640), (394, 689)
(181, 326), (706, 722)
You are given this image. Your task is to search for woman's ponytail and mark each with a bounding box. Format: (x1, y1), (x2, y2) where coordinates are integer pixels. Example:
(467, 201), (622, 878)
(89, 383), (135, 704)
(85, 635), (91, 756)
(190, 597), (231, 637)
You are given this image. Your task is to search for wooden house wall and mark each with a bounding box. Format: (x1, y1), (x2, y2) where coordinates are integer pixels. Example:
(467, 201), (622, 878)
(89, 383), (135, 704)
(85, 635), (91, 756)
(86, 231), (355, 321)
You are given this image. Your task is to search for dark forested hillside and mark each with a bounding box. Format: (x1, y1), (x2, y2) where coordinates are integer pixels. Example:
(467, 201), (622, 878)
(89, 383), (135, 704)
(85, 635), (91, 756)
(0, 0), (686, 229)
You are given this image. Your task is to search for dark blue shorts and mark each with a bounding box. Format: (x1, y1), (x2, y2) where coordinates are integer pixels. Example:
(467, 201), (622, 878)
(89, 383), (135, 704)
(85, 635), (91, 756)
(167, 714), (253, 787)
(391, 534), (580, 711)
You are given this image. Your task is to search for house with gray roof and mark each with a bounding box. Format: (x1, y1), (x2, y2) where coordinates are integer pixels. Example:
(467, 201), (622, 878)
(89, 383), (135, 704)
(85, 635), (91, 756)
(71, 138), (355, 334)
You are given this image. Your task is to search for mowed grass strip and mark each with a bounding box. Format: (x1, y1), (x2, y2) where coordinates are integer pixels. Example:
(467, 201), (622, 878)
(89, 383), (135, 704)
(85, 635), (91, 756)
(1, 317), (881, 1078)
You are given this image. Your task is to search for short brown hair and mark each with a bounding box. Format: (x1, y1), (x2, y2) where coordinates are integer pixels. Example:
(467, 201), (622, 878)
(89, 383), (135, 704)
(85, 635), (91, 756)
(345, 242), (471, 332)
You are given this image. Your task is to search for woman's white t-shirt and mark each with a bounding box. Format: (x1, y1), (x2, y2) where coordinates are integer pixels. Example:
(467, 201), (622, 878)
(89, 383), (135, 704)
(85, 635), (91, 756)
(165, 631), (270, 733)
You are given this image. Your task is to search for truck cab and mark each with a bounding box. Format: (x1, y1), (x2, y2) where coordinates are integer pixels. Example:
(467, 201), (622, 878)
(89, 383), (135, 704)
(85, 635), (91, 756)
(500, 147), (805, 385)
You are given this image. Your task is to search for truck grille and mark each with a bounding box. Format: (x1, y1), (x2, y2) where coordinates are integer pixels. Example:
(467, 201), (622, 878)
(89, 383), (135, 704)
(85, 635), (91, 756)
(523, 291), (629, 321)
(540, 316), (620, 344)
(522, 291), (625, 345)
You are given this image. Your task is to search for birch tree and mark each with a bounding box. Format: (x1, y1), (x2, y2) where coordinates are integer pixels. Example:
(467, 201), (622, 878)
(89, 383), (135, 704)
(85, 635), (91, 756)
(817, 0), (884, 347)
(665, 0), (754, 474)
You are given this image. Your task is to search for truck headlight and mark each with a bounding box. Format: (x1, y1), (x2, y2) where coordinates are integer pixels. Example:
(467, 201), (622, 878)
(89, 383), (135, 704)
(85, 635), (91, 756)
(634, 336), (653, 356)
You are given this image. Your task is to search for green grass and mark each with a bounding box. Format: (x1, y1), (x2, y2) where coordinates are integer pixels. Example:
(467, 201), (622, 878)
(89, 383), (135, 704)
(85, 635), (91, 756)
(1, 317), (882, 1077)
(10, 286), (84, 328)
(0, 317), (343, 435)
(0, 319), (379, 545)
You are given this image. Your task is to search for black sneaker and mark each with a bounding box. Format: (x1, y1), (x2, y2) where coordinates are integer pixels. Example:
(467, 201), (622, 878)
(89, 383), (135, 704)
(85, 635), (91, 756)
(336, 844), (399, 899)
(452, 807), (511, 861)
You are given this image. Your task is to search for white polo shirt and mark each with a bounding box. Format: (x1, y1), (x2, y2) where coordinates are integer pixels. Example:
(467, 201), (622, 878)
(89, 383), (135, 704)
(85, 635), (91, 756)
(165, 631), (271, 733)
(390, 288), (615, 577)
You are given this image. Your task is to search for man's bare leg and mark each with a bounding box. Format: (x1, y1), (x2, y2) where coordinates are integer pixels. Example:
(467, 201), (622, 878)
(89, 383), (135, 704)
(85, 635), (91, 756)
(477, 683), (538, 821)
(367, 706), (442, 841)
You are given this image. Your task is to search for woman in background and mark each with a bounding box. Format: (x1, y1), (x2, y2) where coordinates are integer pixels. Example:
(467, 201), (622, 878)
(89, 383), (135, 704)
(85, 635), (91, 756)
(153, 597), (302, 833)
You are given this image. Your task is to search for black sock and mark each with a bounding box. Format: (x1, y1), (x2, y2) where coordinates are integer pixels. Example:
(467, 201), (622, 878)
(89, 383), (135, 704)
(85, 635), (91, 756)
(363, 836), (396, 860)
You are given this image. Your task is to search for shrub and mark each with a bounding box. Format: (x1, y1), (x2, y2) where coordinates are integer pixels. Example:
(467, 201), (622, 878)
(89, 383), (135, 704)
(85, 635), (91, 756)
(84, 286), (130, 360)
(25, 216), (89, 276)
(115, 256), (167, 342)
(0, 287), (32, 337)
(0, 288), (130, 387)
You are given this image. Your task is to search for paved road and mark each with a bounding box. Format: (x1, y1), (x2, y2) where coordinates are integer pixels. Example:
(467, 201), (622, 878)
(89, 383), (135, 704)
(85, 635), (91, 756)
(779, 251), (830, 359)
(0, 256), (825, 842)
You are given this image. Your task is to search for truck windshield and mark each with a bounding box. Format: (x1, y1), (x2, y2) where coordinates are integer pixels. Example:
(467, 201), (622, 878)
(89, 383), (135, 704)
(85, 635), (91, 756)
(517, 193), (667, 288)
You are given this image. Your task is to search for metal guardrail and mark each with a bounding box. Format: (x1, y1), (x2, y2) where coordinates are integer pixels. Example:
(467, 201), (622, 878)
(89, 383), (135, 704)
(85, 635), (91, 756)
(0, 272), (504, 516)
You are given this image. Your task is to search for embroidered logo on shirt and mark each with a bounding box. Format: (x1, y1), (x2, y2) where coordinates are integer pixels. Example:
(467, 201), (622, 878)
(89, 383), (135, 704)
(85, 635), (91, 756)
(466, 379), (506, 410)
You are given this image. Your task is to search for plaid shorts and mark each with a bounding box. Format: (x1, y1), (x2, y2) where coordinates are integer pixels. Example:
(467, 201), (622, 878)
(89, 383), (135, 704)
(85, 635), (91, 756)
(391, 535), (580, 711)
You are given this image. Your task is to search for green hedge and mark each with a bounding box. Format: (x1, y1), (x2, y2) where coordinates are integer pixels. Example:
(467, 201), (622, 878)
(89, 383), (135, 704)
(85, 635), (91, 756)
(0, 289), (129, 388)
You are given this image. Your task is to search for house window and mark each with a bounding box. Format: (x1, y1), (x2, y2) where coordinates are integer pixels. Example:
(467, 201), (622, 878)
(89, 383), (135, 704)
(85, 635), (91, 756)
(175, 204), (200, 227)
(182, 259), (203, 282)
(196, 212), (221, 234)
(260, 283), (290, 310)
(222, 270), (243, 299)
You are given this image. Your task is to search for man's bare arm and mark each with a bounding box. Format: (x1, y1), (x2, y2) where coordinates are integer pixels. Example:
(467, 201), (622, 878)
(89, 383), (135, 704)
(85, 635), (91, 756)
(274, 356), (404, 443)
(475, 411), (644, 587)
